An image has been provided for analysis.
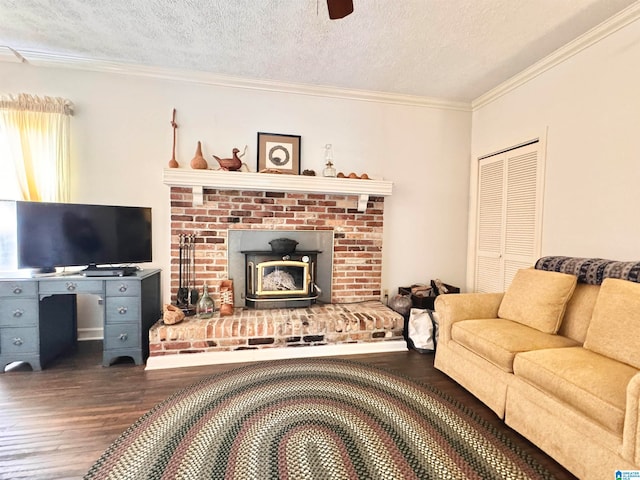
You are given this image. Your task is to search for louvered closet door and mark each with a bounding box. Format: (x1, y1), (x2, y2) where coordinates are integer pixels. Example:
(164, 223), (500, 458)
(475, 157), (505, 293)
(475, 142), (542, 292)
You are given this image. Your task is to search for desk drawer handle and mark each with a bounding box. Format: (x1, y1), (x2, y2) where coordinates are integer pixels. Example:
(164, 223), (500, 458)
(118, 284), (128, 293)
(12, 337), (24, 346)
(118, 306), (128, 314)
(12, 286), (23, 295)
(12, 309), (24, 318)
(65, 282), (77, 292)
(118, 333), (128, 342)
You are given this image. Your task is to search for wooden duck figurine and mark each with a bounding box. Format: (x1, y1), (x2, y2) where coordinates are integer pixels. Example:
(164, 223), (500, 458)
(213, 146), (246, 171)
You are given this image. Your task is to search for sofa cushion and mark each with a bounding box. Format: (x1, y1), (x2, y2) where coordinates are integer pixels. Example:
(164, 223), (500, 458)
(557, 283), (600, 344)
(513, 347), (638, 435)
(498, 269), (577, 334)
(451, 318), (578, 372)
(584, 278), (640, 369)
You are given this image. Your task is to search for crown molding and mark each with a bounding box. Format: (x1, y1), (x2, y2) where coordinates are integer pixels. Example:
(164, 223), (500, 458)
(472, 2), (640, 110)
(14, 49), (471, 112)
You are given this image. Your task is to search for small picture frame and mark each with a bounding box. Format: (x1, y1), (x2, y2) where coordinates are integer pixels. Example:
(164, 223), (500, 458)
(257, 132), (301, 174)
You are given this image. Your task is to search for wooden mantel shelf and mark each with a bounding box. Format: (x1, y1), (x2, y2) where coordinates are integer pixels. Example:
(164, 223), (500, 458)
(163, 168), (393, 212)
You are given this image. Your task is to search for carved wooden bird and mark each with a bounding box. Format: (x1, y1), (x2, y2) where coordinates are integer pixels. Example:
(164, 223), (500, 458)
(212, 146), (246, 171)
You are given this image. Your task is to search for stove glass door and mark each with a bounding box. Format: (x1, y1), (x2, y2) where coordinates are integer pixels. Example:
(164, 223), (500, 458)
(256, 260), (309, 296)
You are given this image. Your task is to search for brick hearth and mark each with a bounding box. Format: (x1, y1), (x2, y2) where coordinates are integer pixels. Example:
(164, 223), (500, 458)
(149, 301), (403, 357)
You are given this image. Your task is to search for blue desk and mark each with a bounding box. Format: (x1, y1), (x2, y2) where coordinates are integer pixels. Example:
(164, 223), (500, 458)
(0, 269), (161, 371)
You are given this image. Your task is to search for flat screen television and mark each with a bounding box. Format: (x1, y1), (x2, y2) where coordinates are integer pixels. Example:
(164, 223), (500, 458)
(16, 201), (152, 274)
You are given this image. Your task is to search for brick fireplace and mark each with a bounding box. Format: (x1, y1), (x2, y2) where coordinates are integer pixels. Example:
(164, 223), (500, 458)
(147, 170), (403, 368)
(168, 187), (386, 306)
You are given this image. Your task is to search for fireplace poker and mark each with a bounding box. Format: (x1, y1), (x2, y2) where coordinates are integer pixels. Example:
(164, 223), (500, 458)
(189, 235), (199, 305)
(177, 234), (188, 305)
(184, 234), (190, 303)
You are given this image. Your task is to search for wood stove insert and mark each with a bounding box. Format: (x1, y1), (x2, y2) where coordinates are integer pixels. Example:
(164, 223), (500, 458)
(243, 250), (321, 309)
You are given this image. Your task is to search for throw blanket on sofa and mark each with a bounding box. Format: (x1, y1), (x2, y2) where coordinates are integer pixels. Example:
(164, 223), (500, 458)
(535, 256), (640, 285)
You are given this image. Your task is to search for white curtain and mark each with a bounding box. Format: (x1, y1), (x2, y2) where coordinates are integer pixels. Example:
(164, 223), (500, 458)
(0, 94), (73, 202)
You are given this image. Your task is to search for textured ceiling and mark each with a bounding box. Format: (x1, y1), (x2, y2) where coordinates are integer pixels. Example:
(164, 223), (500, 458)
(0, 0), (637, 102)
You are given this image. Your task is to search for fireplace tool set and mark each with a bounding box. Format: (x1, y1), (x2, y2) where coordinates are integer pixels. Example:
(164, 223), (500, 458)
(177, 234), (198, 315)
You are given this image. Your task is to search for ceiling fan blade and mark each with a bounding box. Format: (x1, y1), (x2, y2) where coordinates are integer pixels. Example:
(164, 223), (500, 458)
(327, 0), (354, 19)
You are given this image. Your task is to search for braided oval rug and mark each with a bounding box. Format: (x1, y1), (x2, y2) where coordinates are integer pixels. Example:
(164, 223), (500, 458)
(85, 358), (553, 480)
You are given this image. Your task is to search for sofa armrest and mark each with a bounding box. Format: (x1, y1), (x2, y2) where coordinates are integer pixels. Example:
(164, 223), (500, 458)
(434, 292), (504, 344)
(623, 371), (640, 464)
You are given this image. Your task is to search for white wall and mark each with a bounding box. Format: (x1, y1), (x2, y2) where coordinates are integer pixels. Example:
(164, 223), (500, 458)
(0, 62), (471, 333)
(470, 14), (640, 288)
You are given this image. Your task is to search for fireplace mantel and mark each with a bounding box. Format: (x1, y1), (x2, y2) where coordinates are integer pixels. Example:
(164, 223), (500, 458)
(163, 168), (393, 211)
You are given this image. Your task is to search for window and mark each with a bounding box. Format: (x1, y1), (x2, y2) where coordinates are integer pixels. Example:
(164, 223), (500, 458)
(0, 94), (73, 271)
(0, 94), (73, 202)
(0, 200), (17, 270)
(0, 128), (20, 200)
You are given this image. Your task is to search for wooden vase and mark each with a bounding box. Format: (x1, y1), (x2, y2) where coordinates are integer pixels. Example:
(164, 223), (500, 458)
(190, 141), (208, 169)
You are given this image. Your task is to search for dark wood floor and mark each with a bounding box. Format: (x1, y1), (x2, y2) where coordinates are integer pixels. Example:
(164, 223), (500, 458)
(0, 343), (576, 480)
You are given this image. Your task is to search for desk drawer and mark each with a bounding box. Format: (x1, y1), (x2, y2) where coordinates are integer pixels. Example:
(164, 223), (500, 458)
(1, 327), (38, 354)
(104, 323), (140, 349)
(0, 281), (37, 298)
(39, 280), (104, 295)
(106, 280), (140, 297)
(105, 297), (140, 323)
(0, 299), (38, 326)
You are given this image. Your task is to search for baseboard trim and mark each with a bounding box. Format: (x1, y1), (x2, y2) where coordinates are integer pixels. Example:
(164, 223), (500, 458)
(145, 340), (408, 370)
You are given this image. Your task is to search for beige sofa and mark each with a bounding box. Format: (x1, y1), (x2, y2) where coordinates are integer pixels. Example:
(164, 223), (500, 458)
(434, 260), (640, 480)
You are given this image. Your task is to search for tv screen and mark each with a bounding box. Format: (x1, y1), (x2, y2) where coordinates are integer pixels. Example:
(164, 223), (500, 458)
(16, 201), (152, 272)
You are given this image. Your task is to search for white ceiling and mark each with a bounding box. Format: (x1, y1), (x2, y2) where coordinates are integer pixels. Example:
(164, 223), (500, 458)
(0, 0), (637, 102)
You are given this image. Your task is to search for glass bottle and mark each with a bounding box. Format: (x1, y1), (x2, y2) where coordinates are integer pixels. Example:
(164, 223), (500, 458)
(197, 283), (215, 319)
(323, 144), (336, 177)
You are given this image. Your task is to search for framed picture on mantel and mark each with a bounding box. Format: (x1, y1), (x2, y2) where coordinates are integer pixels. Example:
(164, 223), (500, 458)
(257, 132), (301, 174)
